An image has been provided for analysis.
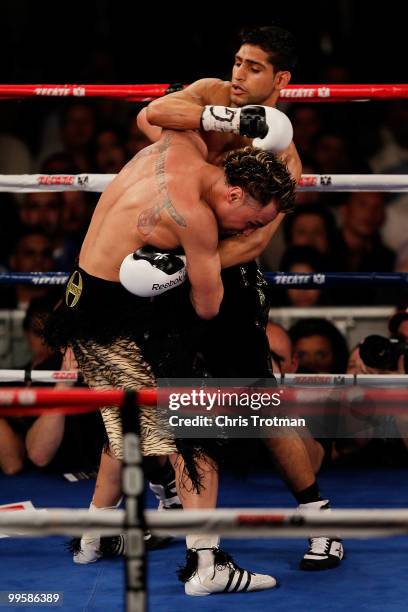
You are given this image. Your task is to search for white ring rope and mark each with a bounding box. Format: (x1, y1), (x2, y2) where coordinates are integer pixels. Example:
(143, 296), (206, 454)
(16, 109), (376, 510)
(0, 174), (407, 193)
(0, 508), (407, 539)
(0, 370), (407, 386)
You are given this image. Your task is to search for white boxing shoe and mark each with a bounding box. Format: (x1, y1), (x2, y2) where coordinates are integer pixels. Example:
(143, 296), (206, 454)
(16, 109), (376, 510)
(180, 546), (278, 596)
(72, 534), (126, 564)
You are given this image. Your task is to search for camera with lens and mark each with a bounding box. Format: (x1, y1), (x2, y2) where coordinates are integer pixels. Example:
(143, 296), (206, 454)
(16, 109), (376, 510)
(359, 335), (408, 373)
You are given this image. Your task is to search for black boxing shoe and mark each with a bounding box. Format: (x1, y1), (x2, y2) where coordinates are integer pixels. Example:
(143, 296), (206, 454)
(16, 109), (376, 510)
(300, 537), (344, 570)
(298, 500), (344, 571)
(144, 530), (173, 550)
(71, 529), (171, 563)
(149, 478), (182, 510)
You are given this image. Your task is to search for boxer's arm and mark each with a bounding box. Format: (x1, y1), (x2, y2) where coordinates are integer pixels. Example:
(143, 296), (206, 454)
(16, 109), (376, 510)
(278, 141), (302, 182)
(137, 78), (225, 142)
(218, 213), (286, 268)
(180, 211), (223, 319)
(142, 78), (227, 133)
(137, 109), (162, 142)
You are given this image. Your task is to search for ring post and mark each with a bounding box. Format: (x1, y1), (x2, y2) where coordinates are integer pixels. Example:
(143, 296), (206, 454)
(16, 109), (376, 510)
(121, 390), (146, 612)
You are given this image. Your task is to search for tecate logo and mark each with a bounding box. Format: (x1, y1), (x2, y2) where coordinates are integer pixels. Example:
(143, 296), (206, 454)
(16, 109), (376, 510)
(281, 88), (316, 98)
(52, 372), (77, 380)
(37, 175), (74, 185)
(276, 274), (311, 284)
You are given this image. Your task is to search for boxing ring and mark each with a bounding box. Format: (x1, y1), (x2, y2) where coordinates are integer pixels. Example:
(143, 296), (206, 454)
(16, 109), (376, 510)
(0, 81), (408, 611)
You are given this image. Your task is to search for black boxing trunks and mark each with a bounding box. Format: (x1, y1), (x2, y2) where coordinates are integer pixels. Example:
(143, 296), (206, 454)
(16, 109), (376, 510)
(200, 261), (275, 380)
(44, 268), (218, 489)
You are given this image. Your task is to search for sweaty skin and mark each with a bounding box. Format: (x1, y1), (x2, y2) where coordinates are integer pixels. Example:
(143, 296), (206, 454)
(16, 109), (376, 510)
(139, 62), (325, 496)
(138, 72), (301, 262)
(79, 129), (279, 319)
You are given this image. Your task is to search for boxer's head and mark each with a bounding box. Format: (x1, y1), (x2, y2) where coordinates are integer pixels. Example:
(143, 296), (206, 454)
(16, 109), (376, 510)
(231, 26), (297, 107)
(214, 146), (295, 235)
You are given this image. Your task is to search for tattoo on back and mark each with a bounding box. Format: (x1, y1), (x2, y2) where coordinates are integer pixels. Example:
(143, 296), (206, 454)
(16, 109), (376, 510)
(137, 134), (187, 236)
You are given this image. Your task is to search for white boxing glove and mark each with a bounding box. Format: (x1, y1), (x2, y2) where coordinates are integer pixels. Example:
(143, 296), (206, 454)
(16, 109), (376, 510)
(252, 107), (293, 153)
(201, 105), (268, 137)
(201, 104), (292, 153)
(119, 246), (186, 297)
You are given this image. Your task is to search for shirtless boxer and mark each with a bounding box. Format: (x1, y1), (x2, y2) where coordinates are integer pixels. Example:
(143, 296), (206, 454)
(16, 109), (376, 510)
(139, 25), (344, 571)
(49, 127), (295, 595)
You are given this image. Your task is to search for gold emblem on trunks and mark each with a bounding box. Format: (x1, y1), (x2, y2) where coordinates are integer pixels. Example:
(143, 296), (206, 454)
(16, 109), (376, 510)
(65, 270), (83, 307)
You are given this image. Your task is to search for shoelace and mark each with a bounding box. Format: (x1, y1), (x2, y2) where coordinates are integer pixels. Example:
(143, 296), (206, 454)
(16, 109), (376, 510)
(178, 547), (254, 583)
(164, 480), (177, 498)
(213, 548), (254, 579)
(308, 537), (330, 555)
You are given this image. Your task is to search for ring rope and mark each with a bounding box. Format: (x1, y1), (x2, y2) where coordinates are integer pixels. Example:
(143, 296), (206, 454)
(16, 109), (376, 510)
(0, 173), (407, 193)
(0, 387), (156, 407)
(0, 385), (407, 413)
(0, 83), (408, 102)
(1, 271), (407, 288)
(0, 508), (407, 538)
(0, 370), (407, 386)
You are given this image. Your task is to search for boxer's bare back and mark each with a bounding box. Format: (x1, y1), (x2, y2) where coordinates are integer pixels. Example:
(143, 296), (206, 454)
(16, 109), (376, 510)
(79, 130), (218, 281)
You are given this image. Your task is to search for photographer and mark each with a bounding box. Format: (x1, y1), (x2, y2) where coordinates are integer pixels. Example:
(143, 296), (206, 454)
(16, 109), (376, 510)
(342, 335), (408, 463)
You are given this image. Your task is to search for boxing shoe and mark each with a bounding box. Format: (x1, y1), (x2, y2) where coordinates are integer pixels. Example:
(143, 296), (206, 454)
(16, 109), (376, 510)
(144, 530), (173, 550)
(72, 533), (126, 564)
(149, 477), (182, 510)
(72, 529), (171, 563)
(298, 500), (344, 570)
(179, 536), (278, 596)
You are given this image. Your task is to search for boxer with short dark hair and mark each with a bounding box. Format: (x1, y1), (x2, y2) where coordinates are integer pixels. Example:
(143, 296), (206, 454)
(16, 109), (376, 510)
(139, 24), (344, 573)
(46, 127), (295, 594)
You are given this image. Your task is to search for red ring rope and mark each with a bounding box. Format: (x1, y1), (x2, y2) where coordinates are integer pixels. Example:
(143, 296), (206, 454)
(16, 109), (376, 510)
(0, 387), (157, 407)
(0, 83), (407, 102)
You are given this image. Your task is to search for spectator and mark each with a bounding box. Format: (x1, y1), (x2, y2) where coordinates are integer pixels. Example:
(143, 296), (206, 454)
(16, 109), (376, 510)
(339, 192), (394, 271)
(277, 245), (326, 307)
(56, 191), (94, 270)
(37, 103), (97, 172)
(327, 192), (397, 305)
(19, 192), (62, 240)
(266, 321), (298, 375)
(370, 102), (408, 174)
(313, 132), (353, 173)
(40, 152), (79, 175)
(0, 297), (62, 474)
(0, 230), (56, 309)
(283, 204), (341, 267)
(55, 102), (97, 172)
(340, 338), (408, 465)
(347, 345), (368, 375)
(289, 318), (349, 373)
(18, 191), (86, 271)
(290, 106), (322, 160)
(93, 126), (128, 174)
(0, 298), (104, 474)
(388, 305), (408, 342)
(395, 241), (408, 273)
(0, 132), (33, 174)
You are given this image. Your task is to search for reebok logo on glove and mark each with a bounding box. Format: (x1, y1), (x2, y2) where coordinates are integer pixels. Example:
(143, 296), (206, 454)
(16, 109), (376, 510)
(120, 246), (187, 297)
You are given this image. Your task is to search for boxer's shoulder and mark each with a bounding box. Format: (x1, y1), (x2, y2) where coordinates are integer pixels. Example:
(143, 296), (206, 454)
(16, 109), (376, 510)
(185, 78), (231, 105)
